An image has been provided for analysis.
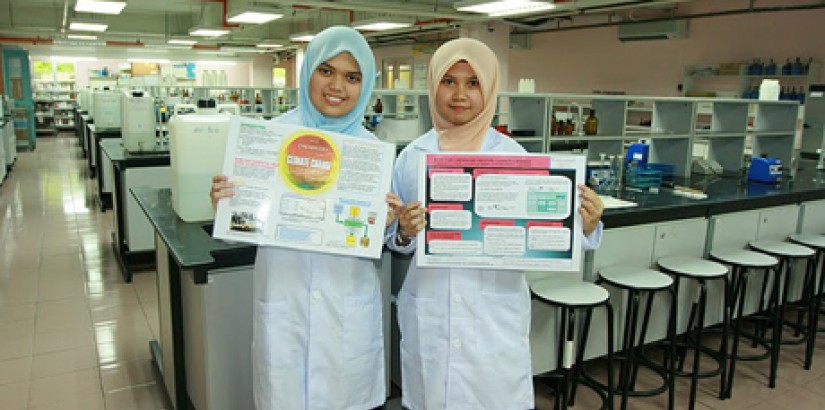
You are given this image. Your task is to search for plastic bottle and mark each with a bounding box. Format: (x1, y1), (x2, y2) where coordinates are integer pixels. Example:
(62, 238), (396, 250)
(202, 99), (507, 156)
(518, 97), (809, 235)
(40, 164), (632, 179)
(782, 58), (793, 75)
(758, 79), (780, 101)
(764, 59), (777, 75)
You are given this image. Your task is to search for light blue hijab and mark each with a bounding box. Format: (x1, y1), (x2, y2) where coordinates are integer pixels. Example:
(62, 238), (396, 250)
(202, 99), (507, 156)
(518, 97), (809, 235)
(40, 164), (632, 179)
(285, 26), (376, 136)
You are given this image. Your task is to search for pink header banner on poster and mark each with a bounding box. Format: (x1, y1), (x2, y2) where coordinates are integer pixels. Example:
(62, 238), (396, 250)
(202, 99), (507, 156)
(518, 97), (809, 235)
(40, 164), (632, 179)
(426, 154), (550, 169)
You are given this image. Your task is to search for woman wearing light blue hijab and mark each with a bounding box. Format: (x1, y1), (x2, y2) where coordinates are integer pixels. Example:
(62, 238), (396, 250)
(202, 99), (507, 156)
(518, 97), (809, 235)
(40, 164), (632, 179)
(211, 26), (398, 410)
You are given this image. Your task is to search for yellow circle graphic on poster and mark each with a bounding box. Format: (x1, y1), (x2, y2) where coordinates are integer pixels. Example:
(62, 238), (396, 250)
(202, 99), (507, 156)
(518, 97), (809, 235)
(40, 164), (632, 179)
(280, 131), (340, 194)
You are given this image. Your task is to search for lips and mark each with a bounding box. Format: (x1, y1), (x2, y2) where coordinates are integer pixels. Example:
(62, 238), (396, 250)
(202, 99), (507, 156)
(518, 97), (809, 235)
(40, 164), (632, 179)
(324, 94), (346, 106)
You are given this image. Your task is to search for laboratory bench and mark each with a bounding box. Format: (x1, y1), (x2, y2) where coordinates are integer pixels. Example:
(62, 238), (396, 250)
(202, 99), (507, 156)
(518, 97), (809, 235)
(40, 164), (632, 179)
(132, 186), (392, 410)
(131, 162), (825, 408)
(100, 139), (170, 282)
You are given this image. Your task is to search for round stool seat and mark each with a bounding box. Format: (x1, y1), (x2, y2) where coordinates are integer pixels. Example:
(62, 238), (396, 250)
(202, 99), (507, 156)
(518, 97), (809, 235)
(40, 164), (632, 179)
(531, 278), (609, 307)
(710, 248), (778, 268)
(789, 234), (825, 250)
(657, 256), (728, 278)
(599, 265), (673, 290)
(749, 240), (815, 258)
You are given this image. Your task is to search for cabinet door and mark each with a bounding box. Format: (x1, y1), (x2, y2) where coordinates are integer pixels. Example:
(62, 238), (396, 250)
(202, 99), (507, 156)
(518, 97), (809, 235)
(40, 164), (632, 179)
(756, 204), (799, 241)
(799, 199), (825, 233)
(653, 218), (708, 260)
(708, 210), (760, 251)
(590, 224), (656, 280)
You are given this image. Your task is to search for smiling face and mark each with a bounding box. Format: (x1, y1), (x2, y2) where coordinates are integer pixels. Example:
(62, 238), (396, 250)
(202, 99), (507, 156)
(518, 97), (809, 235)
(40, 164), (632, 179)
(308, 52), (363, 118)
(435, 61), (484, 126)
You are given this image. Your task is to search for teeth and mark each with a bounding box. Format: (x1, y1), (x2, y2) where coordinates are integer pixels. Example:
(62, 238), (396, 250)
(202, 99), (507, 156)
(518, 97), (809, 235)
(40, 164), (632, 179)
(326, 95), (343, 103)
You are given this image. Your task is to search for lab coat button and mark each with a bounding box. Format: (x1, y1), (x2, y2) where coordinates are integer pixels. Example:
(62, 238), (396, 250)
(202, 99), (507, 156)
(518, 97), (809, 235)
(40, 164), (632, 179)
(312, 291), (321, 300)
(453, 294), (462, 303)
(452, 338), (461, 348)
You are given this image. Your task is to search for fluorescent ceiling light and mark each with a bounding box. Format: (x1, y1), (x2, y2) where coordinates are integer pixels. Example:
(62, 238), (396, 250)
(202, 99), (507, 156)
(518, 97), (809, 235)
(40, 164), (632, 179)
(256, 43), (283, 48)
(51, 56), (98, 62)
(128, 58), (171, 63)
(455, 0), (555, 17)
(196, 61), (237, 66)
(189, 26), (231, 37)
(289, 32), (315, 42)
(221, 46), (263, 53)
(69, 21), (109, 32)
(74, 0), (126, 15)
(352, 18), (413, 31)
(168, 38), (197, 45)
(227, 7), (283, 24)
(67, 34), (98, 40)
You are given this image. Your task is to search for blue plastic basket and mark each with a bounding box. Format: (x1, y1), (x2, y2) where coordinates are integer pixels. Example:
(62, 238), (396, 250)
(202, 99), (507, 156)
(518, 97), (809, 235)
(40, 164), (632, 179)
(644, 163), (675, 183)
(625, 166), (663, 188)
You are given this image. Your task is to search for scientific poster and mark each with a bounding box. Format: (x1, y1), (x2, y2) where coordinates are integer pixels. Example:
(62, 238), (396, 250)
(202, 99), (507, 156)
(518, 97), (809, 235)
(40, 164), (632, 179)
(213, 117), (396, 259)
(417, 153), (585, 271)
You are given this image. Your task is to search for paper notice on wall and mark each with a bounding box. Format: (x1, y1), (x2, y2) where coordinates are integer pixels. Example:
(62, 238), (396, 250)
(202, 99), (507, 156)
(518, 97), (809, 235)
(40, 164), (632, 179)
(213, 116), (396, 259)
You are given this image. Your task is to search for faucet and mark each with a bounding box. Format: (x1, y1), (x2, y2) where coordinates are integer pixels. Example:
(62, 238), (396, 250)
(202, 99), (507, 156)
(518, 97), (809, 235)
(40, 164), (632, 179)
(570, 103), (583, 136)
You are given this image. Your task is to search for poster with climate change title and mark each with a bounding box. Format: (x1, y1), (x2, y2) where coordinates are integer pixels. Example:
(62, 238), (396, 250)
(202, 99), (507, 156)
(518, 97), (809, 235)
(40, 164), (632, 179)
(417, 152), (585, 271)
(213, 116), (395, 259)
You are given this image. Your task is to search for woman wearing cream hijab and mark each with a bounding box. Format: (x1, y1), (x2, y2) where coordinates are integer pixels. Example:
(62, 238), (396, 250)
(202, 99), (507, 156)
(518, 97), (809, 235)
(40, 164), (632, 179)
(388, 38), (605, 409)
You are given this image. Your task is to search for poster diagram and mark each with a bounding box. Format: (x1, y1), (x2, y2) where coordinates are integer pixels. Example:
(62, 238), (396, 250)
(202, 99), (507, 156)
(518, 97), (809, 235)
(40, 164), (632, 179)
(417, 153), (585, 271)
(213, 117), (395, 259)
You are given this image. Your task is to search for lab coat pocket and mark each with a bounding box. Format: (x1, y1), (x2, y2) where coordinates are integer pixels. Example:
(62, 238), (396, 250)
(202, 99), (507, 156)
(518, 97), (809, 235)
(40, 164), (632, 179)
(344, 294), (382, 359)
(253, 299), (301, 368)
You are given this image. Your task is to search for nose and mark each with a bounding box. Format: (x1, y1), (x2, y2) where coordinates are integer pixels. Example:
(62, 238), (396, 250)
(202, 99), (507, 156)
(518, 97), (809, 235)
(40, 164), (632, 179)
(329, 74), (344, 91)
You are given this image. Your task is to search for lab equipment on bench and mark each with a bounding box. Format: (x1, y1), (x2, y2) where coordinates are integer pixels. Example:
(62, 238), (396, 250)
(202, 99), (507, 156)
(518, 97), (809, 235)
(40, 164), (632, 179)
(169, 100), (236, 222)
(747, 156), (783, 184)
(121, 90), (157, 153)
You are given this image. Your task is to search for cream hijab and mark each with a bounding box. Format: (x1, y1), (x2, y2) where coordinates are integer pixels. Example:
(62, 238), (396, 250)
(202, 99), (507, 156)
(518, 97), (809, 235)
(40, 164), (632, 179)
(427, 38), (500, 152)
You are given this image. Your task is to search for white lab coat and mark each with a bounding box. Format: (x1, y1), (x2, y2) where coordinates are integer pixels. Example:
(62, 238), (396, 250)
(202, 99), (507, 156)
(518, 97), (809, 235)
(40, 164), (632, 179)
(251, 109), (385, 410)
(388, 128), (602, 410)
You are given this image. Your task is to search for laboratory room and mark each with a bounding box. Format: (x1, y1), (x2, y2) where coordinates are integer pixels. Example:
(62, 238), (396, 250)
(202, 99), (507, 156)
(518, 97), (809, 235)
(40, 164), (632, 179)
(2, 0), (825, 409)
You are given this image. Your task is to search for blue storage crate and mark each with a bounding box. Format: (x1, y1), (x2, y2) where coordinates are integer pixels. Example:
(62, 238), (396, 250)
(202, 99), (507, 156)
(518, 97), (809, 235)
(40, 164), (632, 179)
(644, 163), (675, 183)
(625, 166), (662, 188)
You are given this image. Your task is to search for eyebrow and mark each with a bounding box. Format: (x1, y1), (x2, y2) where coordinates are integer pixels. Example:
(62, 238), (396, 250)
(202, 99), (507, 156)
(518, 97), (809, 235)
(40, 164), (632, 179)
(319, 61), (362, 77)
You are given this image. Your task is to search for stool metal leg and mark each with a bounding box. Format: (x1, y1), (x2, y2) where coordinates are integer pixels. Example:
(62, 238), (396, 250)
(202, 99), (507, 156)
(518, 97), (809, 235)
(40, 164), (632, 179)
(619, 290), (641, 410)
(726, 265), (750, 399)
(666, 287), (677, 410)
(606, 302), (615, 410)
(568, 308), (591, 407)
(804, 255), (818, 370)
(556, 306), (570, 410)
(687, 280), (708, 410)
(629, 291), (656, 392)
(769, 261), (785, 388)
(720, 276), (730, 399)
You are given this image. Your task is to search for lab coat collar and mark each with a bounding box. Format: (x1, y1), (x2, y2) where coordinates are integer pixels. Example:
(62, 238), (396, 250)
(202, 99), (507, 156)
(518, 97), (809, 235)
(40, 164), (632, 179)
(412, 127), (503, 153)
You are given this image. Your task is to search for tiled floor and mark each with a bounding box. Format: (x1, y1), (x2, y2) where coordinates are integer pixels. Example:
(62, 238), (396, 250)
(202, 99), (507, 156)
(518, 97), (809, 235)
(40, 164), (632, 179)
(1, 134), (825, 409)
(0, 134), (169, 410)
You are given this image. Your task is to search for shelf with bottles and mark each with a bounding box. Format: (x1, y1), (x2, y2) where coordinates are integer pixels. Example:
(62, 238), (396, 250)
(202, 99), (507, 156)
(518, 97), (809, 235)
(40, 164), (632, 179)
(683, 59), (820, 103)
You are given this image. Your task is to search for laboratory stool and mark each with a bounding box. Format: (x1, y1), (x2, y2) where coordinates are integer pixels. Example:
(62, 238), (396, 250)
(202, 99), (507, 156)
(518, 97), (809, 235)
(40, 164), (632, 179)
(789, 234), (825, 338)
(531, 278), (615, 410)
(592, 266), (676, 410)
(750, 239), (818, 370)
(708, 248), (779, 397)
(788, 234), (825, 369)
(656, 256), (730, 410)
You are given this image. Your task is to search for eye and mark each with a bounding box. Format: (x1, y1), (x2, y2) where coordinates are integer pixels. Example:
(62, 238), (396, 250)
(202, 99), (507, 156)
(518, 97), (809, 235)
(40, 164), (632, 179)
(347, 73), (362, 84)
(468, 79), (480, 88)
(317, 66), (332, 76)
(441, 77), (454, 86)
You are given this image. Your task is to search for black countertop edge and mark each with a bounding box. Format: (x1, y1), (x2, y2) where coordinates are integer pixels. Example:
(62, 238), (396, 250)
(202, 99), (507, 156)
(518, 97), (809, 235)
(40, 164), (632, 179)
(101, 139), (170, 168)
(131, 186), (257, 280)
